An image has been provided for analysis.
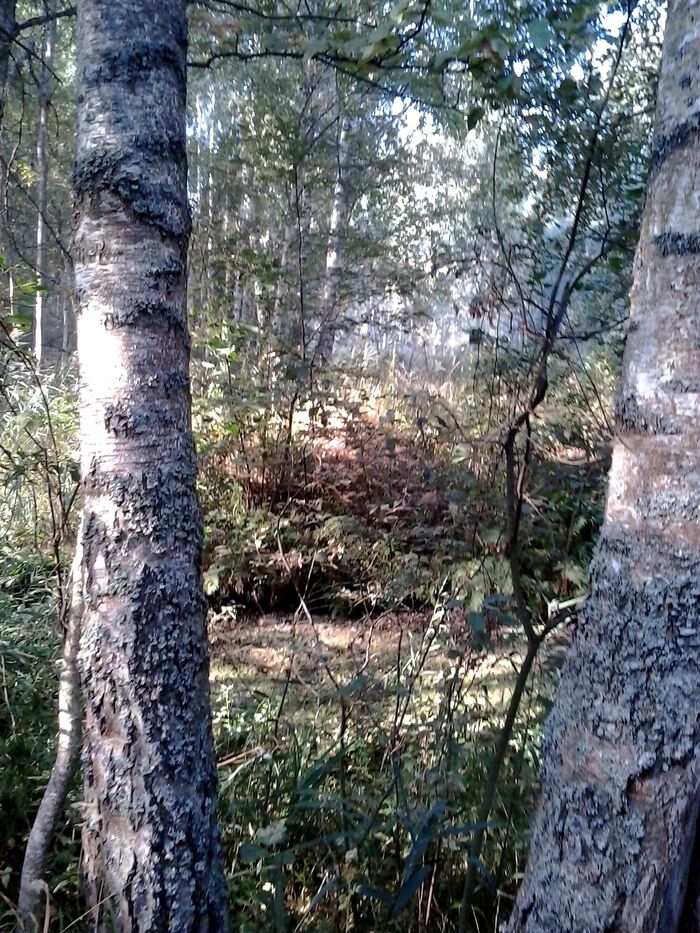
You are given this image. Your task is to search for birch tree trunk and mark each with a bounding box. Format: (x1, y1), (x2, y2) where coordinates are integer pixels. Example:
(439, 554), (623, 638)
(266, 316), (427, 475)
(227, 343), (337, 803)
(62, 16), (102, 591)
(74, 2), (227, 929)
(232, 160), (256, 324)
(33, 5), (56, 370)
(271, 221), (292, 334)
(508, 2), (700, 930)
(316, 116), (348, 367)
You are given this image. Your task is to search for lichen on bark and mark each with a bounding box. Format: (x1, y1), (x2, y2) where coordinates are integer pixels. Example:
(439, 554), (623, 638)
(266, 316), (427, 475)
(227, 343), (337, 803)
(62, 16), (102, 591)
(509, 2), (700, 929)
(74, 1), (227, 929)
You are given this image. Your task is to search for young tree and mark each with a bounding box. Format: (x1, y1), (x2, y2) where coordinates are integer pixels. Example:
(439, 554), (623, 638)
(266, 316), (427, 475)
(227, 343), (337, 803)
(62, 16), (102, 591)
(508, 1), (700, 929)
(72, 1), (227, 927)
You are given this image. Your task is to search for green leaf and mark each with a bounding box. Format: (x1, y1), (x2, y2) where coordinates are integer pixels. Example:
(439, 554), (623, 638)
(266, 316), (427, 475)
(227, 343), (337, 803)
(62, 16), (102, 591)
(389, 865), (431, 919)
(203, 568), (220, 596)
(558, 76), (580, 104)
(239, 842), (268, 862)
(4, 312), (32, 333)
(467, 106), (485, 131)
(527, 18), (553, 50)
(340, 673), (369, 696)
(255, 819), (287, 847)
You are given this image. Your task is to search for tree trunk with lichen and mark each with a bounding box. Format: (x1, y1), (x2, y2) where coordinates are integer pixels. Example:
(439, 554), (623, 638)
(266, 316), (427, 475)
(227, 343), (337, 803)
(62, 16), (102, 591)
(74, 2), (227, 929)
(508, 3), (700, 931)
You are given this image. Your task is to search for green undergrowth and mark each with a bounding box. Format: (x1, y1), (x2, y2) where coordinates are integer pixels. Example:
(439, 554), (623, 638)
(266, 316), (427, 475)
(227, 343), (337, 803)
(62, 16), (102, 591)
(0, 342), (615, 930)
(0, 556), (82, 931)
(192, 343), (614, 930)
(196, 352), (610, 620)
(209, 608), (565, 931)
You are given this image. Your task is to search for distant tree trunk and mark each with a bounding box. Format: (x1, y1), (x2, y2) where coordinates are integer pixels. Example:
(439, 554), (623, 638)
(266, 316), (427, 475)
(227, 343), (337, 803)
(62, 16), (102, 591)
(33, 5), (56, 369)
(316, 116), (349, 366)
(271, 221), (292, 335)
(292, 162), (310, 359)
(201, 117), (215, 310)
(192, 90), (216, 315)
(232, 160), (256, 324)
(74, 2), (227, 929)
(508, 3), (700, 930)
(0, 0), (15, 127)
(0, 0), (15, 318)
(60, 254), (75, 363)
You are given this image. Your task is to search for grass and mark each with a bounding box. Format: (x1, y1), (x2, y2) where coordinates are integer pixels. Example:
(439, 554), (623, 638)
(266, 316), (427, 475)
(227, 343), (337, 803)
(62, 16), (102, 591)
(0, 564), (566, 932)
(0, 581), (82, 932)
(0, 352), (607, 930)
(209, 605), (563, 932)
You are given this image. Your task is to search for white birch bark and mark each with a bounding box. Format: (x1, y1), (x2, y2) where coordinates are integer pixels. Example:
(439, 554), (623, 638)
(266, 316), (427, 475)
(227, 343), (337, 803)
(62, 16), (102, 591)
(73, 2), (227, 928)
(33, 6), (55, 370)
(508, 3), (700, 929)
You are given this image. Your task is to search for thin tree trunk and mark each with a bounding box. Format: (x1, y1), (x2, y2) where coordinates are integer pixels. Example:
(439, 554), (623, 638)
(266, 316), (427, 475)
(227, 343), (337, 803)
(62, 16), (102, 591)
(316, 116), (348, 367)
(74, 2), (227, 929)
(0, 0), (15, 128)
(202, 104), (215, 310)
(60, 255), (74, 363)
(0, 0), (15, 319)
(271, 221), (292, 336)
(17, 528), (84, 932)
(508, 3), (700, 930)
(33, 5), (56, 370)
(232, 160), (255, 323)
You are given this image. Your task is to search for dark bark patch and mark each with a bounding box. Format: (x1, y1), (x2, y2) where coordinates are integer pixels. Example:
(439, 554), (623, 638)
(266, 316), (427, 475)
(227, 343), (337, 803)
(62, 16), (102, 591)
(74, 148), (190, 242)
(83, 463), (202, 555)
(104, 399), (183, 438)
(102, 295), (187, 337)
(650, 113), (700, 173)
(669, 376), (700, 393)
(81, 39), (185, 91)
(654, 231), (700, 257)
(613, 392), (680, 436)
(143, 370), (190, 394)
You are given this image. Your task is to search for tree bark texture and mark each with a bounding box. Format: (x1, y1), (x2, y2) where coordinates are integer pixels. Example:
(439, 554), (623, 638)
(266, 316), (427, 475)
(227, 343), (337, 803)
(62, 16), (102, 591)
(508, 3), (700, 930)
(74, 2), (227, 929)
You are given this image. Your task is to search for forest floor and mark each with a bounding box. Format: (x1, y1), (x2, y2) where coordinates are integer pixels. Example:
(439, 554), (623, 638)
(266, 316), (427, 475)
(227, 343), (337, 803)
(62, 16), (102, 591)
(209, 608), (572, 685)
(208, 605), (572, 754)
(204, 606), (571, 930)
(210, 609), (455, 681)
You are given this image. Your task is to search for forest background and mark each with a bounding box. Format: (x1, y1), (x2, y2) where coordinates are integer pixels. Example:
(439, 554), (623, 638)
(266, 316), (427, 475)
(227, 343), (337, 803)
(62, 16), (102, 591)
(0, 0), (666, 930)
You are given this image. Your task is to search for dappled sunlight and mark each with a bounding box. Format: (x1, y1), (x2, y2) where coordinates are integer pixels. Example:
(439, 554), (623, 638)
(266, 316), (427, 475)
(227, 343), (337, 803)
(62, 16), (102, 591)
(205, 604), (564, 929)
(75, 294), (130, 472)
(1, 0), (676, 927)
